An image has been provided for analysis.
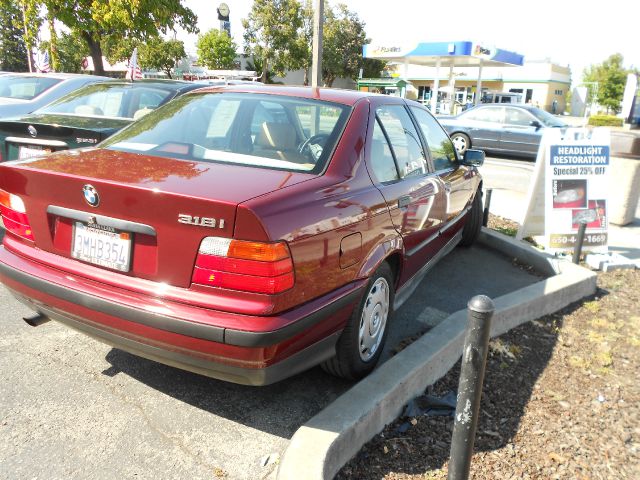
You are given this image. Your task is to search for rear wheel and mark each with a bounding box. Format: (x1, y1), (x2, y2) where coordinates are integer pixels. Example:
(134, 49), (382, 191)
(451, 132), (471, 155)
(460, 189), (483, 247)
(321, 263), (394, 380)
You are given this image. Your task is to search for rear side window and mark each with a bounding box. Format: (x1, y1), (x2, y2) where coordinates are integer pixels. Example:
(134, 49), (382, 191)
(369, 118), (399, 183)
(463, 106), (504, 123)
(410, 106), (457, 171)
(376, 105), (427, 178)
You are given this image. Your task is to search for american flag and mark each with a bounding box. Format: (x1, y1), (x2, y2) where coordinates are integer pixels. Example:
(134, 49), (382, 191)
(125, 47), (143, 81)
(35, 50), (51, 73)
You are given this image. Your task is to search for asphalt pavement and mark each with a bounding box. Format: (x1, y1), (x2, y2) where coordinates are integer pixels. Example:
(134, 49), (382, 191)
(1, 151), (636, 479)
(0, 238), (541, 479)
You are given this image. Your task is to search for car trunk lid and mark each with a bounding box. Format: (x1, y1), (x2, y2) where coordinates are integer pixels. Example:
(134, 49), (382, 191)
(0, 113), (130, 161)
(0, 148), (313, 287)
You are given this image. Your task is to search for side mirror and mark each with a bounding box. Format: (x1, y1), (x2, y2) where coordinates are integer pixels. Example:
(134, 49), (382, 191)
(530, 120), (542, 130)
(461, 149), (485, 167)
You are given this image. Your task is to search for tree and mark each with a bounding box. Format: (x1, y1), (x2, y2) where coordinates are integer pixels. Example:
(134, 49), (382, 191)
(293, 0), (314, 85)
(242, 0), (304, 83)
(43, 0), (198, 75)
(362, 58), (387, 78)
(0, 0), (29, 72)
(583, 53), (629, 114)
(40, 31), (88, 73)
(46, 9), (60, 71)
(196, 29), (237, 70)
(139, 38), (186, 78)
(20, 0), (42, 72)
(321, 4), (369, 87)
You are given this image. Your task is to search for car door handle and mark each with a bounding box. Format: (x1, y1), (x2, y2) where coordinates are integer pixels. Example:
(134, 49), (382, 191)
(398, 195), (411, 208)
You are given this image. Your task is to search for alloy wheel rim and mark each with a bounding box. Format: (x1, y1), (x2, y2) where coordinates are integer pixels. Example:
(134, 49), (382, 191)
(358, 277), (390, 362)
(452, 135), (467, 153)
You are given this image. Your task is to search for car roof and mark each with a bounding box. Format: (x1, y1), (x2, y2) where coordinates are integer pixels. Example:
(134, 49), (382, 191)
(184, 84), (387, 106)
(1, 72), (105, 80)
(84, 78), (199, 91)
(474, 103), (536, 110)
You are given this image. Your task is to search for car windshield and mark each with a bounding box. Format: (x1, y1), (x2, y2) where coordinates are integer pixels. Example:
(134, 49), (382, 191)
(101, 92), (352, 174)
(529, 107), (567, 127)
(0, 75), (62, 100)
(39, 82), (175, 119)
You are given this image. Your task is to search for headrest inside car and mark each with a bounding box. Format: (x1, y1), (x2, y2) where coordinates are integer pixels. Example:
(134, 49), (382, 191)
(255, 122), (296, 150)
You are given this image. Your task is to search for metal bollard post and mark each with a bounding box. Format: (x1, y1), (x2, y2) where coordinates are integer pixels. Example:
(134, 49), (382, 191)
(572, 222), (587, 264)
(447, 295), (495, 480)
(482, 189), (492, 227)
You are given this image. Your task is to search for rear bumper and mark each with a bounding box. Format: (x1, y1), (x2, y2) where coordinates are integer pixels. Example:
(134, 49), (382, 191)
(0, 245), (365, 385)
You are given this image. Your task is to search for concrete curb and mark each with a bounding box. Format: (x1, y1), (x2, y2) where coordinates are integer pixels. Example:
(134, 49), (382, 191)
(277, 228), (597, 480)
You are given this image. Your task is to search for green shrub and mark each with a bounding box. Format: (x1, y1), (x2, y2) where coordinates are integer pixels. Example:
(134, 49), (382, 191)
(588, 115), (624, 127)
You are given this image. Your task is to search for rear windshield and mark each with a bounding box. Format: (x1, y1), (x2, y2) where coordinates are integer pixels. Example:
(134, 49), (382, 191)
(39, 82), (175, 119)
(101, 92), (352, 174)
(0, 76), (62, 100)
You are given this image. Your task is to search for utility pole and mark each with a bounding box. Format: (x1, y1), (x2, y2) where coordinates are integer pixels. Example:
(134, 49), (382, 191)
(311, 0), (324, 88)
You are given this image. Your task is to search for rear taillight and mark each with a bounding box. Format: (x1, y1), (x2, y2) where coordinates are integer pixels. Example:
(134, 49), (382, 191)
(0, 189), (34, 241)
(192, 237), (294, 294)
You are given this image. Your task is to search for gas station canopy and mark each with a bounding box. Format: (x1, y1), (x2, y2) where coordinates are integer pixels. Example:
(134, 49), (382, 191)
(364, 41), (524, 68)
(363, 41), (525, 109)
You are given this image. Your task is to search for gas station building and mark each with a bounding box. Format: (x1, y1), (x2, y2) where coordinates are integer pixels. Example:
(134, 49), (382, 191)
(361, 41), (571, 114)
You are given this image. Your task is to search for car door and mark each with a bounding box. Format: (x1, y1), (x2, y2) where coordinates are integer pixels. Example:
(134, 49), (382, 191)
(456, 105), (504, 151)
(367, 102), (447, 282)
(409, 105), (475, 243)
(499, 106), (543, 156)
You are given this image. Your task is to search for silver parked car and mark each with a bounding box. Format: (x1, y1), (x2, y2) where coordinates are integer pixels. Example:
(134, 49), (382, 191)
(0, 73), (109, 119)
(439, 104), (567, 158)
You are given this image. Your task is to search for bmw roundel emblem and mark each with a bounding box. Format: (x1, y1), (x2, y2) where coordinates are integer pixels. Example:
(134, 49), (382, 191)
(82, 184), (100, 207)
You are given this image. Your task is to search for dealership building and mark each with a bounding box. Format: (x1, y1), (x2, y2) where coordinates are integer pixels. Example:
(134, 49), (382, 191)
(361, 42), (571, 114)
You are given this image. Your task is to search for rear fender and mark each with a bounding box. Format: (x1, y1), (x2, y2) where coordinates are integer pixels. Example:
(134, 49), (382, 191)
(357, 234), (403, 283)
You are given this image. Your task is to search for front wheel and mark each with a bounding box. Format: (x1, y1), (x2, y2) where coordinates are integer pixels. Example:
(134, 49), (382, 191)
(460, 189), (483, 247)
(321, 263), (394, 380)
(451, 132), (471, 155)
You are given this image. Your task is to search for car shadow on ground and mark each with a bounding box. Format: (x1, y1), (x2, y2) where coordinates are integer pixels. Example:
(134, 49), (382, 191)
(103, 348), (353, 439)
(337, 292), (607, 479)
(101, 244), (544, 441)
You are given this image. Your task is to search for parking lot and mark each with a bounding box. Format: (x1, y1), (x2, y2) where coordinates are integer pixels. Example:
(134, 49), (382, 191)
(0, 187), (543, 480)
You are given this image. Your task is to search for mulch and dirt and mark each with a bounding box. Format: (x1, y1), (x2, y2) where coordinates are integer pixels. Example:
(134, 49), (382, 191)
(337, 220), (639, 479)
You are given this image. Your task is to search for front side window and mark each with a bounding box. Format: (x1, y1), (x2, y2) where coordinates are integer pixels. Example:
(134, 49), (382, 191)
(410, 106), (457, 171)
(0, 76), (61, 100)
(101, 92), (351, 174)
(376, 105), (427, 178)
(40, 83), (173, 119)
(504, 107), (535, 126)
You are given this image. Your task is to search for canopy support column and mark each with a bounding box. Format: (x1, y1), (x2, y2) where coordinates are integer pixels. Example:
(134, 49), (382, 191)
(475, 60), (484, 105)
(430, 58), (441, 112)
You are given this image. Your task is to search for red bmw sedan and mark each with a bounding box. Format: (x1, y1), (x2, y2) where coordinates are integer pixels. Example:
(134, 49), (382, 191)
(0, 86), (484, 385)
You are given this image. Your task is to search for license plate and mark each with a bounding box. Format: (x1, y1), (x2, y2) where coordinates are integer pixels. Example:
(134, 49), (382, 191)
(18, 146), (52, 159)
(71, 222), (132, 272)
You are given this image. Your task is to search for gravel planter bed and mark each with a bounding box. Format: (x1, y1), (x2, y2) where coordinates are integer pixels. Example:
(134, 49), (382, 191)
(336, 268), (639, 480)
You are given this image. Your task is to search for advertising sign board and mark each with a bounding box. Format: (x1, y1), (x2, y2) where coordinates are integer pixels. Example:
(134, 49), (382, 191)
(544, 129), (610, 253)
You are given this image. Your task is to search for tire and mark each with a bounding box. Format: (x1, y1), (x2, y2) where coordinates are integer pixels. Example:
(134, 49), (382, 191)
(451, 132), (471, 155)
(321, 262), (395, 380)
(460, 189), (483, 247)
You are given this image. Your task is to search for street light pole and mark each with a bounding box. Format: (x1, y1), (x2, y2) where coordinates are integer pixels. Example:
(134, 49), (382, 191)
(311, 0), (324, 88)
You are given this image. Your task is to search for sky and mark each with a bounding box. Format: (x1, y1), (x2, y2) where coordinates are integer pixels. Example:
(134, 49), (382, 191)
(179, 0), (638, 86)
